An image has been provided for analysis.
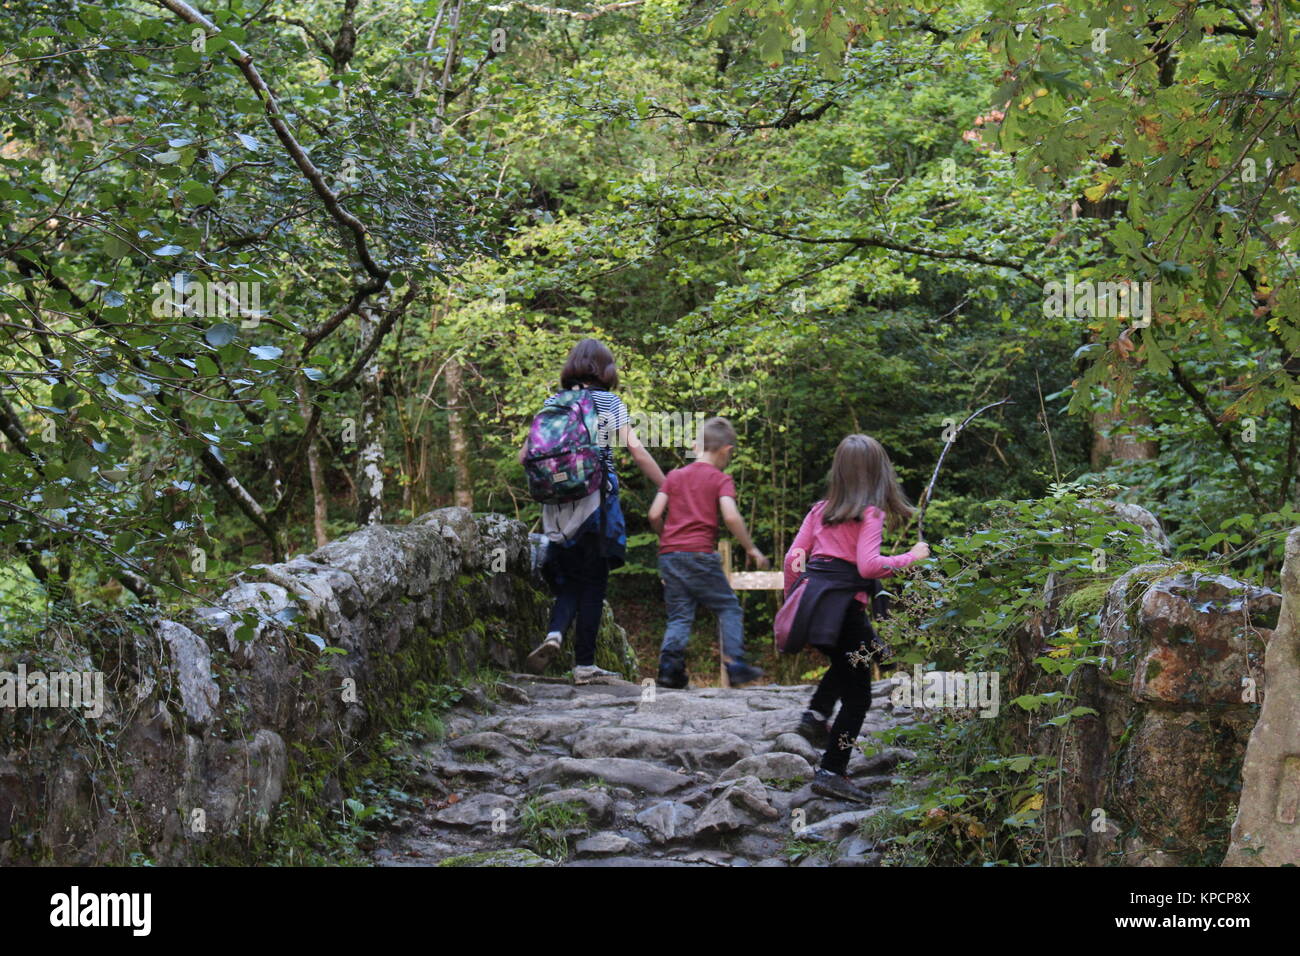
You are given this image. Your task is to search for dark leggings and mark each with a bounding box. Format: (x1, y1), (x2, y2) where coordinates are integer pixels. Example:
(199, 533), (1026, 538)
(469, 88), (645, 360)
(808, 603), (874, 775)
(545, 533), (610, 667)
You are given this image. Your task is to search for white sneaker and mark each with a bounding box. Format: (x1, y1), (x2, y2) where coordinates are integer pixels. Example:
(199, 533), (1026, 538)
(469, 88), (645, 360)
(572, 664), (619, 685)
(525, 632), (562, 674)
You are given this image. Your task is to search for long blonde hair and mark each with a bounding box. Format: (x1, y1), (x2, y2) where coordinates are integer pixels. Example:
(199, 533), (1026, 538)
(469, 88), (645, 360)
(822, 434), (914, 531)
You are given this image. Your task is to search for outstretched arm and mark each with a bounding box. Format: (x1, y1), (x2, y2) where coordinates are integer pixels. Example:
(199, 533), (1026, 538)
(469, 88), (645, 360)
(617, 423), (665, 487)
(720, 496), (768, 569)
(857, 507), (929, 578)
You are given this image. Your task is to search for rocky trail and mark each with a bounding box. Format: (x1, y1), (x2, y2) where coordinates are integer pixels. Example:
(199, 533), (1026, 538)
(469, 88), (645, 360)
(372, 674), (920, 867)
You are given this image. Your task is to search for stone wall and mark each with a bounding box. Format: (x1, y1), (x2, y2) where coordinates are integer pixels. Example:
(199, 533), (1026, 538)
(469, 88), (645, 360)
(0, 508), (637, 865)
(1008, 510), (1284, 865)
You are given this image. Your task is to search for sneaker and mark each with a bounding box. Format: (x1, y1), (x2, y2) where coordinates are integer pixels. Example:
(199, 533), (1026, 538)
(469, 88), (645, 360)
(525, 632), (562, 674)
(811, 768), (872, 805)
(656, 667), (688, 690)
(573, 664), (620, 685)
(797, 710), (830, 748)
(727, 663), (765, 687)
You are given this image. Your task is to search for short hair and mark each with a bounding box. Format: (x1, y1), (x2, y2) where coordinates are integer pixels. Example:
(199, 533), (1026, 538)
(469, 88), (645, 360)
(560, 338), (619, 390)
(698, 417), (737, 452)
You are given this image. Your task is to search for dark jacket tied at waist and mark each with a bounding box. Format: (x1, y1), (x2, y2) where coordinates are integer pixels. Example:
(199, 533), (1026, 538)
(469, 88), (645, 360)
(786, 556), (890, 654)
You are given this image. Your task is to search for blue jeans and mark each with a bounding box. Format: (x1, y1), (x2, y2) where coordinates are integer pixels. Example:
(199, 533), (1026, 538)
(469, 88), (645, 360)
(658, 551), (746, 673)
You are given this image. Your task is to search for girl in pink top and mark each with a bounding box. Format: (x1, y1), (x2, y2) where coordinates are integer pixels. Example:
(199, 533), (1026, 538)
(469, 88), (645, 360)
(783, 434), (929, 803)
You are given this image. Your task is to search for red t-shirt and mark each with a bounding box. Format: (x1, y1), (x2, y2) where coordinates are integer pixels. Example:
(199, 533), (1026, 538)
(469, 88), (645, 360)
(657, 461), (736, 554)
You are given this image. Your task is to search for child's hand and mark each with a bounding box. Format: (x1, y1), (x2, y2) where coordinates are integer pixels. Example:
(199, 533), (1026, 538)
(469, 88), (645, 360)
(909, 541), (931, 561)
(747, 548), (770, 570)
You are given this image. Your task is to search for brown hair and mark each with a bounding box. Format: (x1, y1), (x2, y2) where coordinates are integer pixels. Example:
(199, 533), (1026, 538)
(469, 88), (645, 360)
(560, 338), (619, 390)
(822, 434), (914, 531)
(698, 416), (736, 452)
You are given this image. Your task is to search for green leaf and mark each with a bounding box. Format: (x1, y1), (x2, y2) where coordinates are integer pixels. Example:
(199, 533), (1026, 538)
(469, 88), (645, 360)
(205, 323), (237, 347)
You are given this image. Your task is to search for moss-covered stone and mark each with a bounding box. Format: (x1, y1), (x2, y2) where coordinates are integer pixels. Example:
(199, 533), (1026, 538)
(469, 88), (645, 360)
(0, 507), (636, 866)
(437, 847), (552, 867)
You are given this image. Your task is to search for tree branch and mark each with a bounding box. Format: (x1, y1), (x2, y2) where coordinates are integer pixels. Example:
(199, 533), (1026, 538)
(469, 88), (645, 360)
(485, 0), (643, 20)
(1169, 360), (1269, 510)
(155, 1), (390, 315)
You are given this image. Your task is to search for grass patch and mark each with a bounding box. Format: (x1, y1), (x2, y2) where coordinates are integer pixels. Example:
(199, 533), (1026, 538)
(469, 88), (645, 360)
(518, 797), (589, 861)
(781, 836), (836, 863)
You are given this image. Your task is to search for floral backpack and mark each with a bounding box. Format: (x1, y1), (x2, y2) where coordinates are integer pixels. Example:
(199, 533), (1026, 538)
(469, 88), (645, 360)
(522, 388), (605, 504)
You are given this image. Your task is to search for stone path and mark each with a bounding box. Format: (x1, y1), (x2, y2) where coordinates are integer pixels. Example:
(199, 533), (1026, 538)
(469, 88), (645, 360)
(371, 675), (919, 867)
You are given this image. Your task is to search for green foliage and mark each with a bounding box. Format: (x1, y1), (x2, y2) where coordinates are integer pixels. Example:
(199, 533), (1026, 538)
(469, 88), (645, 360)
(518, 796), (590, 861)
(3, 0), (1298, 868)
(871, 484), (1166, 864)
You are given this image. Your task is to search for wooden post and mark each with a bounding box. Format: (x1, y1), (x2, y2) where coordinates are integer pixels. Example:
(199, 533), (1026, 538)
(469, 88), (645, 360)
(718, 541), (732, 688)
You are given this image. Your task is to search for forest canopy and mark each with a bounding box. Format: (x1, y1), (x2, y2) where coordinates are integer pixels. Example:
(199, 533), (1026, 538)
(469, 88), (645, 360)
(1, 0), (1297, 629)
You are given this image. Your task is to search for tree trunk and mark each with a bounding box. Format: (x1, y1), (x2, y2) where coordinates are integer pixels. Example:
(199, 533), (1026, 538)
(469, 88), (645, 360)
(356, 308), (386, 526)
(446, 357), (473, 510)
(297, 375), (329, 547)
(1090, 387), (1159, 469)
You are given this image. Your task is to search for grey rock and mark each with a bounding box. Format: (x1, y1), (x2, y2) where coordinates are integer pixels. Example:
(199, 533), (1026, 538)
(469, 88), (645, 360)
(181, 728), (286, 835)
(636, 801), (697, 844)
(692, 775), (779, 836)
(712, 707), (808, 741)
(157, 620), (220, 729)
(413, 507), (484, 568)
(434, 793), (518, 828)
(772, 733), (822, 765)
(799, 807), (883, 842)
(489, 715), (586, 743)
(731, 832), (785, 861)
(422, 755), (501, 782)
(637, 695), (751, 722)
(572, 727), (752, 769)
(448, 732), (527, 760)
(849, 747), (915, 775)
(566, 856), (695, 867)
(575, 832), (635, 856)
(529, 757), (691, 795)
(717, 752), (814, 785)
(674, 849), (732, 866)
(836, 833), (878, 862)
(496, 682), (531, 706)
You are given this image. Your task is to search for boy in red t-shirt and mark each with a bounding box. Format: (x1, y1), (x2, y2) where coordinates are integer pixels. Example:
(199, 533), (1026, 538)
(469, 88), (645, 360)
(648, 417), (769, 688)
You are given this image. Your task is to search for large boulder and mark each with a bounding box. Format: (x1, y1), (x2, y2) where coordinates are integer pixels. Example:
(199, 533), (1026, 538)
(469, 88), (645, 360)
(1225, 527), (1300, 866)
(1009, 506), (1281, 866)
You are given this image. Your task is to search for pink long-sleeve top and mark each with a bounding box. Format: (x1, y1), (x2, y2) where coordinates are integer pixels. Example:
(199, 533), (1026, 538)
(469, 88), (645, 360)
(783, 501), (917, 603)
